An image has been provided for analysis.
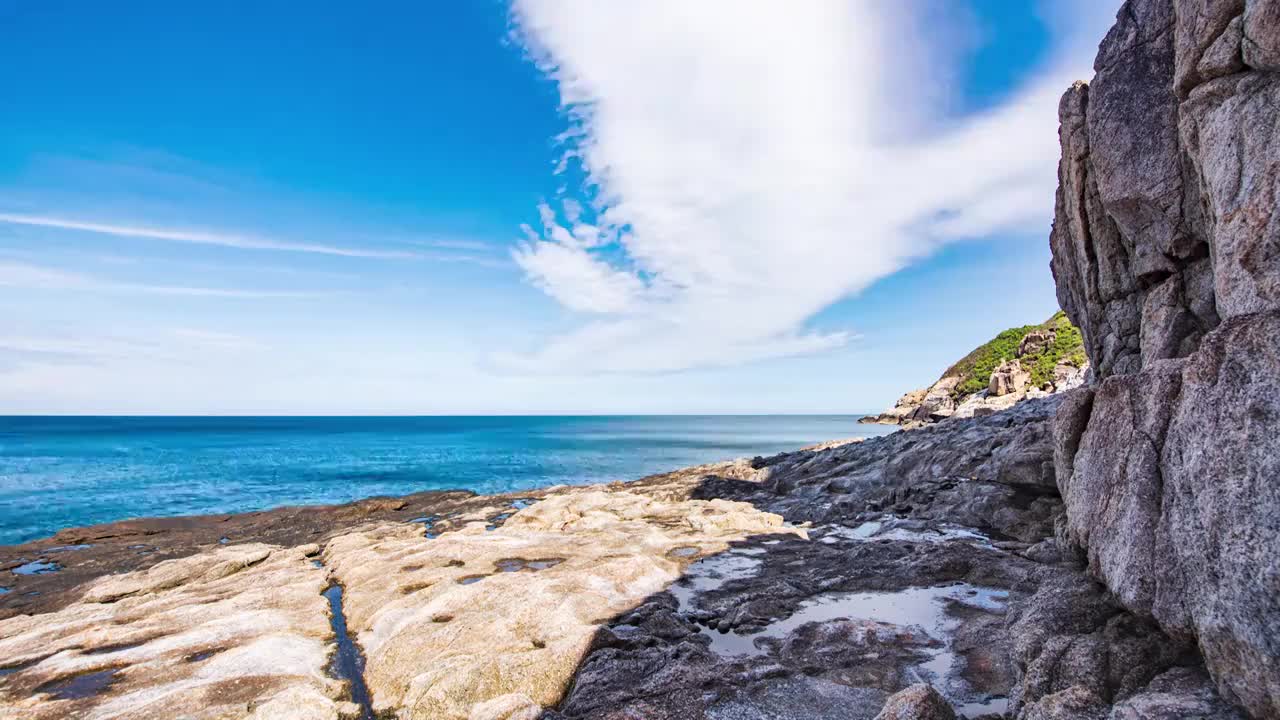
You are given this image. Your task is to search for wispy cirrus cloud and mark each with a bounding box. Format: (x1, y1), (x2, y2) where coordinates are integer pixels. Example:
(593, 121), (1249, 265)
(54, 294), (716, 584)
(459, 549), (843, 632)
(503, 0), (1119, 374)
(0, 212), (421, 259)
(0, 259), (317, 298)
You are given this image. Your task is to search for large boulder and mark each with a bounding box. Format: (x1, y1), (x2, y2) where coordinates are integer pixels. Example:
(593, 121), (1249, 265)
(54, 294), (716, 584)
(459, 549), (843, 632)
(1019, 329), (1057, 358)
(912, 375), (961, 421)
(990, 359), (1032, 396)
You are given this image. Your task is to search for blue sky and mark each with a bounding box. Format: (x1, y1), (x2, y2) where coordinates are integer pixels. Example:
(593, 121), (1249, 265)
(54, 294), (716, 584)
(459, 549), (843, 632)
(0, 1), (1120, 414)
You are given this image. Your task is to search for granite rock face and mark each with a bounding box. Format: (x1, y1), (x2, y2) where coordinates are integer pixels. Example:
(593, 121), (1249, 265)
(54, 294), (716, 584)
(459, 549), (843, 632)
(1049, 0), (1280, 380)
(1049, 1), (1280, 716)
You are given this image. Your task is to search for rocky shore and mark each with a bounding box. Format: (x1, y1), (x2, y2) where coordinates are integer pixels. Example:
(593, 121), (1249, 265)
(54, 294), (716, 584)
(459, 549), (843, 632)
(2, 1), (1277, 718)
(0, 398), (1251, 720)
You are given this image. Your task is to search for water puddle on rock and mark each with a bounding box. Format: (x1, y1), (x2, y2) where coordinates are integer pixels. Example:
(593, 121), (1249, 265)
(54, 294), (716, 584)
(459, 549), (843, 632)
(83, 640), (149, 656)
(407, 515), (441, 539)
(495, 558), (564, 573)
(322, 583), (374, 720)
(0, 659), (39, 678)
(818, 519), (994, 548)
(34, 668), (120, 700)
(696, 582), (1008, 719)
(484, 513), (512, 531)
(45, 544), (93, 553)
(183, 648), (222, 663)
(12, 560), (60, 575)
(668, 550), (764, 613)
(957, 695), (1010, 717)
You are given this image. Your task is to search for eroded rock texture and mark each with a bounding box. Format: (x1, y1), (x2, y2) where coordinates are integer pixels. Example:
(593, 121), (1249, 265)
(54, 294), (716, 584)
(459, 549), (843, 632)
(1050, 1), (1280, 717)
(0, 543), (340, 720)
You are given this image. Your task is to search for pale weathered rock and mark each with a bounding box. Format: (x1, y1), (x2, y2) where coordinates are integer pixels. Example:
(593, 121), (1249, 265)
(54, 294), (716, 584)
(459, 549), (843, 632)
(913, 375), (961, 421)
(0, 544), (339, 720)
(872, 683), (956, 720)
(1051, 362), (1088, 392)
(322, 490), (801, 720)
(859, 386), (928, 425)
(953, 388), (1022, 419)
(860, 376), (963, 426)
(990, 359), (1032, 396)
(1019, 329), (1057, 357)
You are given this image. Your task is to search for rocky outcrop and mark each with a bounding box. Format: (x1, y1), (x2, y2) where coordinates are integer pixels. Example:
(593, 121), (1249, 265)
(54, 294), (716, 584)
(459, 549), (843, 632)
(328, 491), (800, 719)
(548, 394), (1237, 720)
(862, 316), (1089, 430)
(1048, 1), (1280, 717)
(989, 360), (1032, 396)
(1019, 330), (1057, 358)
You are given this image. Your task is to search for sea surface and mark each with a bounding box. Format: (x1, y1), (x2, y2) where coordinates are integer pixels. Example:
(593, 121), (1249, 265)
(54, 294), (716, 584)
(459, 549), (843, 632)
(0, 415), (895, 546)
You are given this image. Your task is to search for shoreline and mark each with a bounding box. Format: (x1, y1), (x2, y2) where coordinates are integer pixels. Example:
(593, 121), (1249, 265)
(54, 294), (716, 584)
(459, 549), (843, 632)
(0, 414), (895, 549)
(0, 453), (768, 620)
(0, 397), (1249, 719)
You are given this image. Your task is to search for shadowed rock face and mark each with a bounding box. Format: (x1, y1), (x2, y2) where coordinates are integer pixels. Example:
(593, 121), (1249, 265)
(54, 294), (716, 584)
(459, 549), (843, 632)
(1049, 1), (1280, 716)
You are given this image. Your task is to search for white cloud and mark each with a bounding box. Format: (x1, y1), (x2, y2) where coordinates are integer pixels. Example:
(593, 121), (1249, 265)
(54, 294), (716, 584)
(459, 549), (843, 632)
(505, 0), (1119, 374)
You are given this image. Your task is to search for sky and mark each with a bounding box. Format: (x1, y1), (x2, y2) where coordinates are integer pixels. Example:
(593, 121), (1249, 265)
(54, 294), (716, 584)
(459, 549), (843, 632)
(0, 0), (1122, 415)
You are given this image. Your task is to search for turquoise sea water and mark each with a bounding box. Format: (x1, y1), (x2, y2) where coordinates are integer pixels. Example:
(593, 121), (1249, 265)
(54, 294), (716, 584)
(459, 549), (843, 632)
(0, 416), (894, 546)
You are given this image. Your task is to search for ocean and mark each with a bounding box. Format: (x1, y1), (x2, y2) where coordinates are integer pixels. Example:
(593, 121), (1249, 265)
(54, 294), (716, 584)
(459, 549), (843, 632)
(0, 415), (895, 546)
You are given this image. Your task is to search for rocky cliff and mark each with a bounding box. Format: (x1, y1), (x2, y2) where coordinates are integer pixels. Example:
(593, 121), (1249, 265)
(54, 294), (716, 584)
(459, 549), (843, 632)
(1048, 0), (1279, 717)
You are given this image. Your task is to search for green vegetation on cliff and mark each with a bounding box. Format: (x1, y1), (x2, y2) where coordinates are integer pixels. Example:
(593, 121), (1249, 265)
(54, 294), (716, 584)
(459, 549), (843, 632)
(944, 311), (1087, 397)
